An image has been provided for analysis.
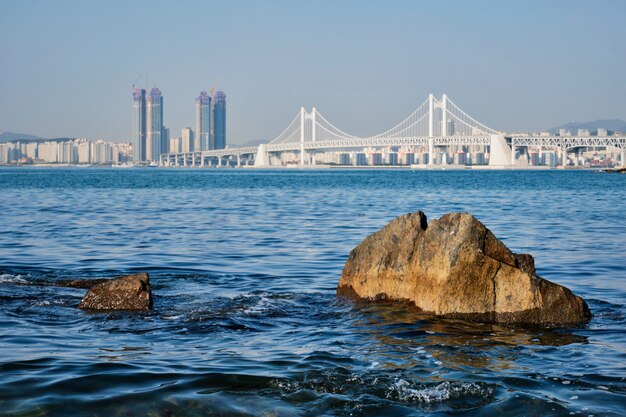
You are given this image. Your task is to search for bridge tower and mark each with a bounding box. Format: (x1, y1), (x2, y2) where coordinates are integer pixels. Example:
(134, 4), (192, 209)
(441, 94), (448, 137)
(300, 107), (305, 165)
(428, 94), (434, 165)
(311, 107), (316, 143)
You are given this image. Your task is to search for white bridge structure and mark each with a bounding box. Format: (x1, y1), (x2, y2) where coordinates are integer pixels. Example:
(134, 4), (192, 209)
(161, 94), (626, 168)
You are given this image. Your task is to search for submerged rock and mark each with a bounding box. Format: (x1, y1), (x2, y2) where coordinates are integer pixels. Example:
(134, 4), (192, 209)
(79, 273), (152, 311)
(56, 278), (110, 289)
(337, 211), (591, 326)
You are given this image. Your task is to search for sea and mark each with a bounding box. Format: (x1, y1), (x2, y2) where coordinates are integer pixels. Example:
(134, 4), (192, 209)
(0, 167), (625, 417)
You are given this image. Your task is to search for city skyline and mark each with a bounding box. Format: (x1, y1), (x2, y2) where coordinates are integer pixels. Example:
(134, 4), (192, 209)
(131, 86), (227, 161)
(2, 1), (626, 144)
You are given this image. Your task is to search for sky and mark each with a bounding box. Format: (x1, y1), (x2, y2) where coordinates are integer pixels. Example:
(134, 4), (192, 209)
(1, 0), (625, 144)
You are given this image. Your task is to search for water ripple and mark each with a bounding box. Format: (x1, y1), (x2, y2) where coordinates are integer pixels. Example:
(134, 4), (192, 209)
(0, 168), (625, 416)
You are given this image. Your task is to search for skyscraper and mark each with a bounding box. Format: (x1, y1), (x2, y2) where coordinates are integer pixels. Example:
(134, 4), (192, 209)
(196, 91), (211, 150)
(146, 87), (163, 161)
(213, 90), (226, 150)
(132, 88), (146, 161)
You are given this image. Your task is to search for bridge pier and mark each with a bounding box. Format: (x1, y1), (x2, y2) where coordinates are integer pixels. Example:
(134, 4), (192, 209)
(561, 147), (567, 168)
(488, 135), (512, 166)
(428, 138), (434, 165)
(622, 149), (625, 167)
(237, 154), (241, 167)
(254, 143), (270, 167)
(511, 144), (516, 165)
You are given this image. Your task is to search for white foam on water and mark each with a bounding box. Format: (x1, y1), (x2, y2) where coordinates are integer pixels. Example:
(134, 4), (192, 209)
(241, 296), (274, 315)
(0, 273), (29, 284)
(388, 379), (491, 404)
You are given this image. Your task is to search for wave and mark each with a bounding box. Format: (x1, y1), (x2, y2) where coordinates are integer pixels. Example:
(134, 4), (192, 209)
(0, 273), (29, 284)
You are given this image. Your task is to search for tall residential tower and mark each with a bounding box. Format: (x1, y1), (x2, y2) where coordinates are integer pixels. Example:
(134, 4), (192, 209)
(146, 87), (164, 161)
(213, 90), (226, 150)
(132, 88), (146, 161)
(196, 91), (211, 150)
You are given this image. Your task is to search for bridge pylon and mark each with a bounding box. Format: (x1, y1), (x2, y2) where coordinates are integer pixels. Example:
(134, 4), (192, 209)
(254, 143), (270, 167)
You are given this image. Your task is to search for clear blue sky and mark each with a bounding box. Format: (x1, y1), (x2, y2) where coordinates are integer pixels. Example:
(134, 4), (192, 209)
(1, 0), (625, 143)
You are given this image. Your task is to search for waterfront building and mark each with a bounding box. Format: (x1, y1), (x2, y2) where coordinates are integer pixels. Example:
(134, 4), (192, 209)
(454, 151), (467, 165)
(146, 88), (164, 161)
(91, 140), (112, 164)
(0, 144), (8, 163)
(446, 120), (455, 136)
(76, 141), (90, 164)
(132, 88), (147, 161)
(58, 141), (76, 163)
(401, 153), (415, 165)
(25, 143), (38, 159)
(388, 153), (398, 165)
(543, 151), (558, 167)
(0, 139), (131, 165)
(355, 153), (367, 166)
(529, 152), (540, 166)
(37, 142), (57, 162)
(577, 129), (591, 137)
(339, 153), (350, 165)
(196, 91), (211, 150)
(169, 137), (181, 153)
(473, 152), (486, 165)
(181, 128), (194, 153)
(213, 90), (226, 150)
(369, 153), (382, 165)
(113, 143), (133, 163)
(559, 129), (572, 137)
(597, 128), (608, 137)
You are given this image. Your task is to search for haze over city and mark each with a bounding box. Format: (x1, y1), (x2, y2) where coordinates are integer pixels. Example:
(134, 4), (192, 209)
(2, 0), (626, 144)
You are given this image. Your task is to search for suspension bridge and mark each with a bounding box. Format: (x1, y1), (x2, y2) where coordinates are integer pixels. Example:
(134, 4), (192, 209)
(161, 94), (626, 168)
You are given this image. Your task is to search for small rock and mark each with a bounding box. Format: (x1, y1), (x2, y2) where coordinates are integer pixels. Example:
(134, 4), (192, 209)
(79, 273), (152, 311)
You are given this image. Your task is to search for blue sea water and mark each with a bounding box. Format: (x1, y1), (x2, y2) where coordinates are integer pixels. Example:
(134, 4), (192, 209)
(0, 167), (625, 416)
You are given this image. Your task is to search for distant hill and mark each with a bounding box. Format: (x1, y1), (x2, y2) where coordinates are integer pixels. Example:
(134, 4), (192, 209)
(0, 131), (47, 143)
(239, 138), (269, 147)
(548, 119), (626, 135)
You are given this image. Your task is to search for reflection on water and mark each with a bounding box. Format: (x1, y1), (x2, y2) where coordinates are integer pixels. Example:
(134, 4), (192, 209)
(0, 168), (625, 416)
(349, 301), (590, 374)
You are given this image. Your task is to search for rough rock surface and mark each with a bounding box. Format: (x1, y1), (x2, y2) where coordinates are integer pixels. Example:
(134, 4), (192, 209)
(337, 211), (591, 326)
(79, 273), (152, 311)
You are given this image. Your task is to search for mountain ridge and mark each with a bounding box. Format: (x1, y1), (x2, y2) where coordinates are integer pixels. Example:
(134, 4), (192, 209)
(547, 119), (626, 134)
(0, 131), (47, 143)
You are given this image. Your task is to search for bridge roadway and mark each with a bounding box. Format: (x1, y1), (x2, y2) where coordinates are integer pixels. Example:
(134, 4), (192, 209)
(161, 135), (626, 167)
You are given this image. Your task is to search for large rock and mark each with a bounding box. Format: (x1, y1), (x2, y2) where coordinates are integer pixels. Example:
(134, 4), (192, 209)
(337, 211), (591, 326)
(79, 273), (152, 311)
